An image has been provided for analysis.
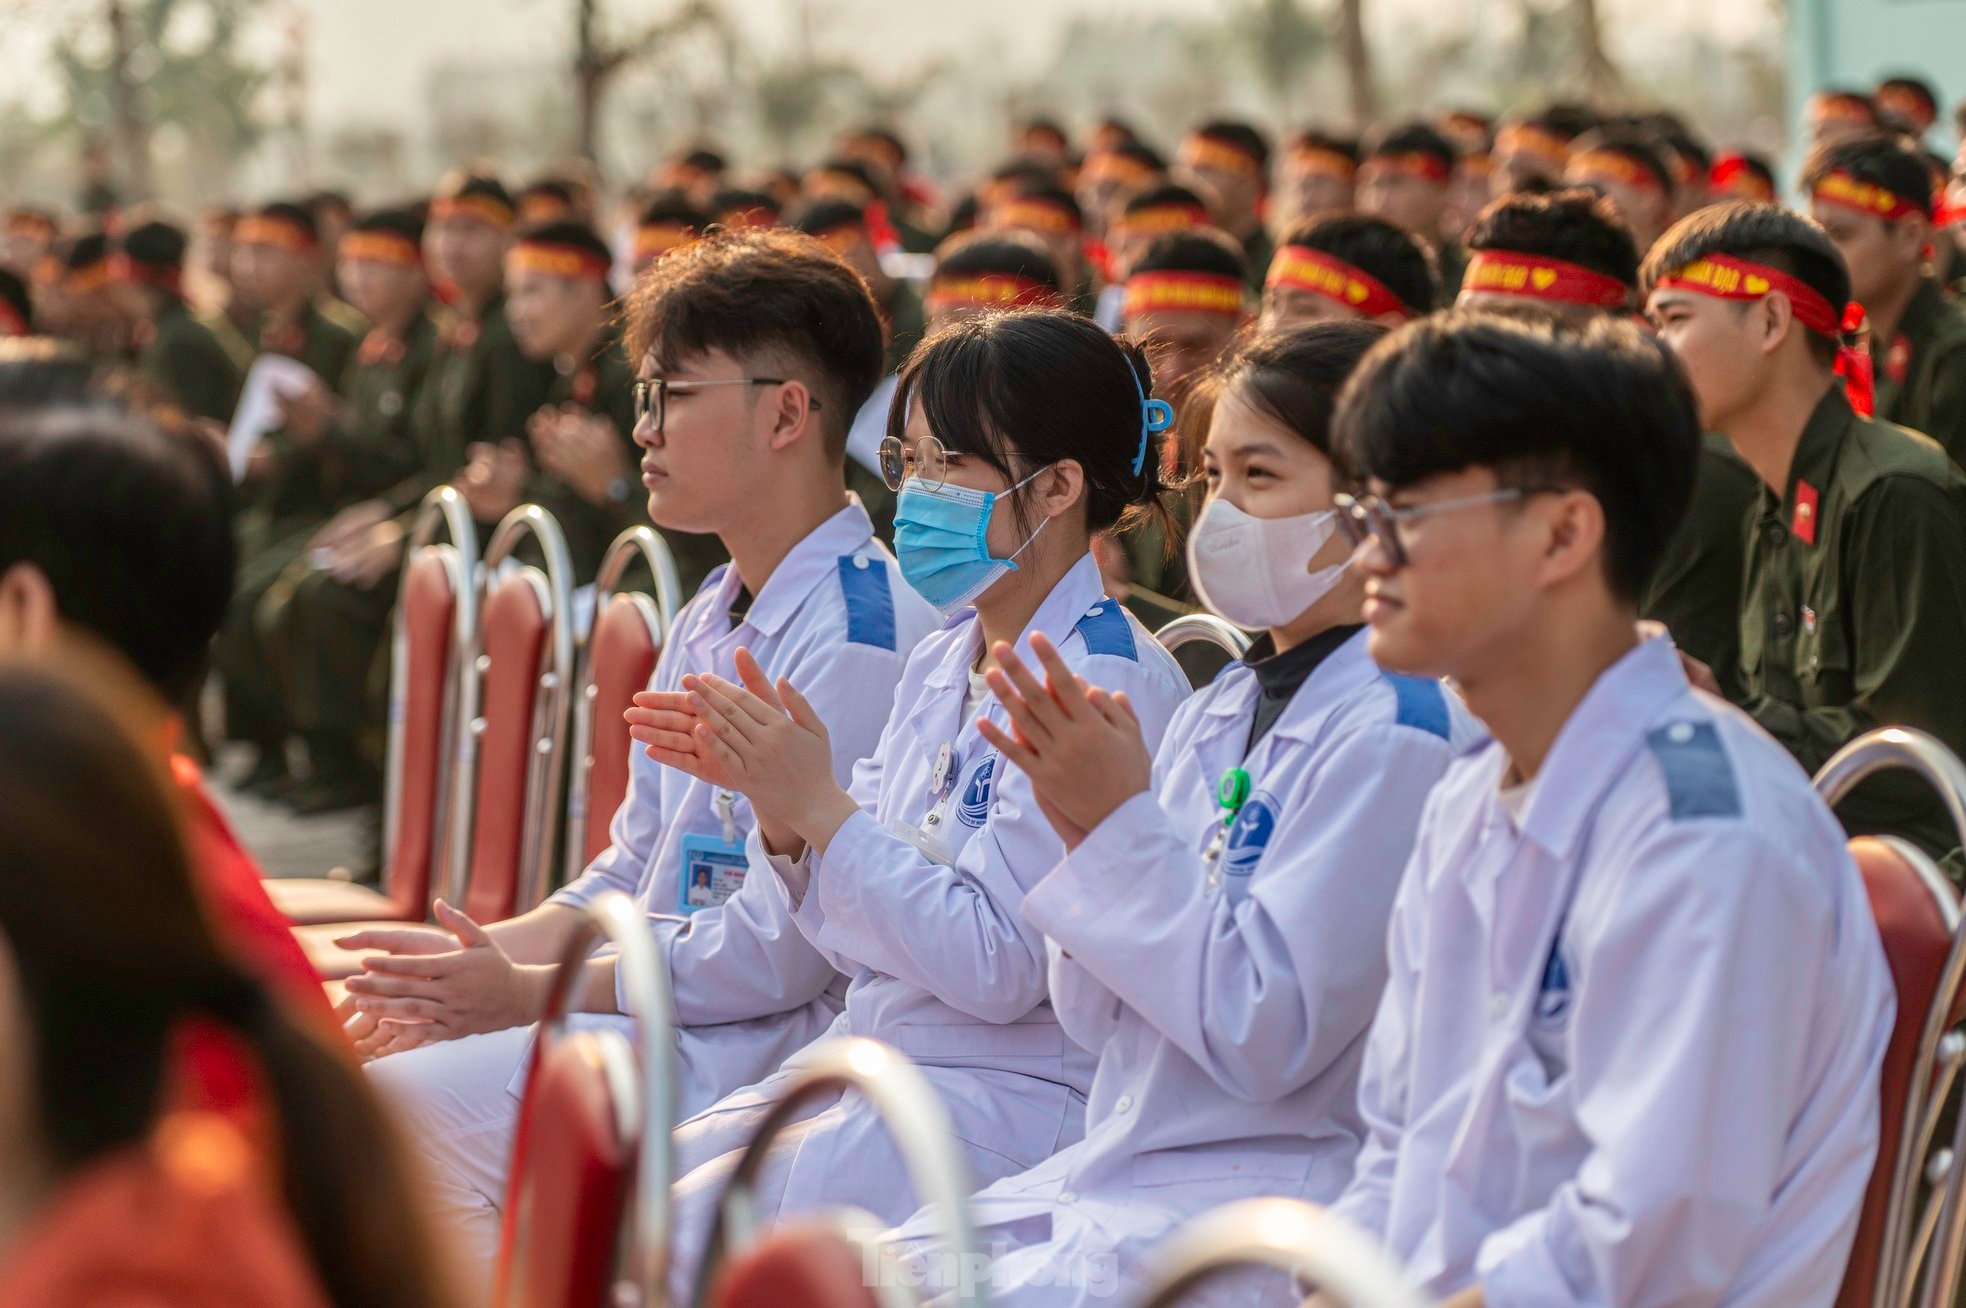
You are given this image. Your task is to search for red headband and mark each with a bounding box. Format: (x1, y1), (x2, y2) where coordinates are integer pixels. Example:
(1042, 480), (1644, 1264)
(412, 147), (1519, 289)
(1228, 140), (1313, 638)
(1654, 254), (1874, 414)
(1123, 270), (1245, 319)
(1289, 145), (1358, 182)
(339, 230), (423, 266)
(1709, 154), (1775, 203)
(1568, 149), (1665, 194)
(1362, 151), (1451, 185)
(1110, 203), (1209, 242)
(430, 193), (516, 230)
(1265, 245), (1409, 319)
(995, 198), (1080, 235)
(507, 241), (610, 282)
(633, 223), (698, 264)
(235, 214), (316, 251)
(1181, 135), (1265, 180)
(1812, 168), (1928, 222)
(1459, 250), (1629, 309)
(924, 273), (1060, 313)
(1496, 124), (1571, 168)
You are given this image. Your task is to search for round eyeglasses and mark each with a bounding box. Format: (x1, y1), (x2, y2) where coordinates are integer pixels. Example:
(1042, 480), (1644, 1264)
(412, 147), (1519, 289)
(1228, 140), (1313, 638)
(877, 434), (949, 492)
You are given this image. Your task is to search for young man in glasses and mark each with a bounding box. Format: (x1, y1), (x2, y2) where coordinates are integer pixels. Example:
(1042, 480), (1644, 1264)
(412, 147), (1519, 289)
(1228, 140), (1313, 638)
(343, 227), (941, 1293)
(1324, 310), (1892, 1307)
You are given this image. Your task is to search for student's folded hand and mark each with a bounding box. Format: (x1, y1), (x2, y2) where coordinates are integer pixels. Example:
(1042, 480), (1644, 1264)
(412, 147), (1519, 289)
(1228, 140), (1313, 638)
(343, 900), (554, 1044)
(977, 632), (1152, 849)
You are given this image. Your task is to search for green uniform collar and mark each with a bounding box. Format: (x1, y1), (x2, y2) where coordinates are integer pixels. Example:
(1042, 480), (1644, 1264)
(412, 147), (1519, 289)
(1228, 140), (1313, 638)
(1771, 386), (1856, 545)
(1895, 276), (1949, 345)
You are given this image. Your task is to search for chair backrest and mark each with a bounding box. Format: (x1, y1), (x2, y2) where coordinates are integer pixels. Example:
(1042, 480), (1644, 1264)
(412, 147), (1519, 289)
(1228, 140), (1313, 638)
(1134, 1199), (1430, 1308)
(698, 1038), (985, 1308)
(377, 486), (478, 922)
(449, 505), (576, 923)
(1154, 613), (1251, 689)
(1814, 728), (1966, 1308)
(710, 1216), (912, 1308)
(1838, 837), (1959, 1308)
(497, 891), (678, 1308)
(566, 528), (683, 882)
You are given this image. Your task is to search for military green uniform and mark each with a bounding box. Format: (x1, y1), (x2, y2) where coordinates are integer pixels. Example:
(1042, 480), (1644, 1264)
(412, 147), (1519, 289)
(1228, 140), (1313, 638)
(1240, 226), (1276, 295)
(270, 298), (545, 807)
(217, 298), (365, 765)
(1874, 276), (1966, 468)
(882, 279), (926, 374)
(140, 296), (243, 423)
(1434, 239), (1468, 300)
(1642, 433), (1757, 700)
(1736, 388), (1966, 864)
(515, 336), (727, 592)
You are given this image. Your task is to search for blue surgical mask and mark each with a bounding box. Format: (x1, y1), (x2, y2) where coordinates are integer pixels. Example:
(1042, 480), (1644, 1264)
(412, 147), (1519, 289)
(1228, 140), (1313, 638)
(894, 468), (1051, 616)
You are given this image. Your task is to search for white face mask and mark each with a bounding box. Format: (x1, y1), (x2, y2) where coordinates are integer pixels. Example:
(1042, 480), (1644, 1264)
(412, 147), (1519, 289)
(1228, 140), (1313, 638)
(1185, 496), (1350, 631)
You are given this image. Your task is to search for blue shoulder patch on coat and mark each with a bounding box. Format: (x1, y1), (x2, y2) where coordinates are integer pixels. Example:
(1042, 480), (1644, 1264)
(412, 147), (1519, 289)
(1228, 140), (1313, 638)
(1644, 720), (1742, 820)
(1073, 602), (1137, 660)
(836, 555), (897, 650)
(1385, 674), (1452, 740)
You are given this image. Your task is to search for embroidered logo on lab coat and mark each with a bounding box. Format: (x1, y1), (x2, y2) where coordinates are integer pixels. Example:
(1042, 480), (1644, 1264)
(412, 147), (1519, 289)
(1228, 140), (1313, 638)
(1222, 792), (1279, 876)
(957, 756), (997, 827)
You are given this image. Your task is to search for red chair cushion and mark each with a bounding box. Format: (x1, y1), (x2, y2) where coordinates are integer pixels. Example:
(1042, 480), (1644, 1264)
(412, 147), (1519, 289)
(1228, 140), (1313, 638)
(710, 1223), (883, 1308)
(581, 594), (662, 866)
(381, 548), (459, 921)
(1837, 836), (1958, 1308)
(496, 1033), (636, 1308)
(463, 570), (550, 925)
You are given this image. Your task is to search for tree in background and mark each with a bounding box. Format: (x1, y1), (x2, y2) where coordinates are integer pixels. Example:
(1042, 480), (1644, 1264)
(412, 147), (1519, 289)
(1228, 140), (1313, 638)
(49, 0), (268, 204)
(568, 0), (722, 161)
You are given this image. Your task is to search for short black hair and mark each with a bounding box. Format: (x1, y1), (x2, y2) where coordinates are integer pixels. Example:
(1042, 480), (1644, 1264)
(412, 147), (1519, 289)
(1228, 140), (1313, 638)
(1801, 131), (1935, 216)
(0, 406), (237, 701)
(1278, 213), (1442, 315)
(1018, 117), (1070, 147)
(435, 169), (515, 217)
(62, 230), (111, 274)
(1190, 119), (1272, 174)
(932, 229), (1064, 291)
(1877, 75), (1939, 124)
(639, 190), (708, 230)
(708, 187), (782, 227)
(118, 219), (188, 272)
(789, 197), (869, 239)
(1123, 183), (1208, 218)
(1103, 140), (1168, 175)
(1209, 320), (1390, 462)
(1468, 188), (1640, 293)
(1366, 121), (1457, 175)
(677, 147), (728, 175)
(1567, 128), (1678, 196)
(1285, 128), (1361, 166)
(623, 227), (883, 460)
(991, 159), (1063, 195)
(813, 156), (879, 197)
(1641, 201), (1851, 367)
(1130, 227), (1249, 283)
(0, 268), (32, 335)
(1004, 182), (1082, 228)
(348, 205), (425, 247)
(1333, 309), (1701, 602)
(890, 309), (1167, 533)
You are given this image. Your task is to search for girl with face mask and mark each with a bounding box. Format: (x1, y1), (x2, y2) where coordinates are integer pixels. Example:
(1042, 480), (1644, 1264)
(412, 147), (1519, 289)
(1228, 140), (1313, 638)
(880, 321), (1483, 1305)
(630, 309), (1195, 1300)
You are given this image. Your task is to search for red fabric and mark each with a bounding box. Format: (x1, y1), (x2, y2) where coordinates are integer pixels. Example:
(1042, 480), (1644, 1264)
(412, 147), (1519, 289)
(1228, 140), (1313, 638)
(584, 595), (661, 866)
(170, 755), (331, 1026)
(1837, 838), (1958, 1308)
(0, 1113), (330, 1308)
(495, 1035), (635, 1308)
(710, 1224), (882, 1308)
(462, 573), (549, 925)
(383, 550), (458, 920)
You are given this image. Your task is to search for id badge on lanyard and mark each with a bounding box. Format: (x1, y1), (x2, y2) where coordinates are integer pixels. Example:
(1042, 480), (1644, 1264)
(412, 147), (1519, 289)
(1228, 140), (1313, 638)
(677, 789), (746, 913)
(1202, 766), (1251, 894)
(892, 740), (961, 868)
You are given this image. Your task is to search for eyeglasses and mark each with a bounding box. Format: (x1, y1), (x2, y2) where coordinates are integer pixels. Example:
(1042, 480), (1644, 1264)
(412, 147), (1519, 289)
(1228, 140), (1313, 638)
(1333, 487), (1558, 568)
(877, 433), (947, 491)
(631, 377), (820, 433)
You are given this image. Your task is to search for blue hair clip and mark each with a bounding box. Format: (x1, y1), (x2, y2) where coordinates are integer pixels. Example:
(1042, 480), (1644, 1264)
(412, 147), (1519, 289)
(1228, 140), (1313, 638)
(1128, 364), (1174, 477)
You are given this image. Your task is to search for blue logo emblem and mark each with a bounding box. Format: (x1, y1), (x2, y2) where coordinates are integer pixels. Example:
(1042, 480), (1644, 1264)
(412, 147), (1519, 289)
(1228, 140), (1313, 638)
(958, 756), (996, 826)
(1222, 792), (1279, 876)
(1537, 946), (1571, 1023)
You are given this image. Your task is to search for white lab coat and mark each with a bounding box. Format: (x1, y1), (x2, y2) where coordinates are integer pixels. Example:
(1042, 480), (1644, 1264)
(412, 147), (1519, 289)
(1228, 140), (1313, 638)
(885, 630), (1482, 1305)
(662, 553), (1193, 1301)
(366, 500), (938, 1287)
(1333, 634), (1895, 1306)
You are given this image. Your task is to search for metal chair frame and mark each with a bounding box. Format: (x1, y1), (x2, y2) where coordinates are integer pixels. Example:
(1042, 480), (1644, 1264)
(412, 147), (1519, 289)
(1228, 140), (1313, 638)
(446, 503), (577, 913)
(1135, 1198), (1430, 1308)
(692, 1036), (988, 1307)
(563, 527), (685, 885)
(1815, 728), (1966, 1308)
(381, 486), (479, 916)
(499, 890), (678, 1308)
(1153, 613), (1253, 662)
